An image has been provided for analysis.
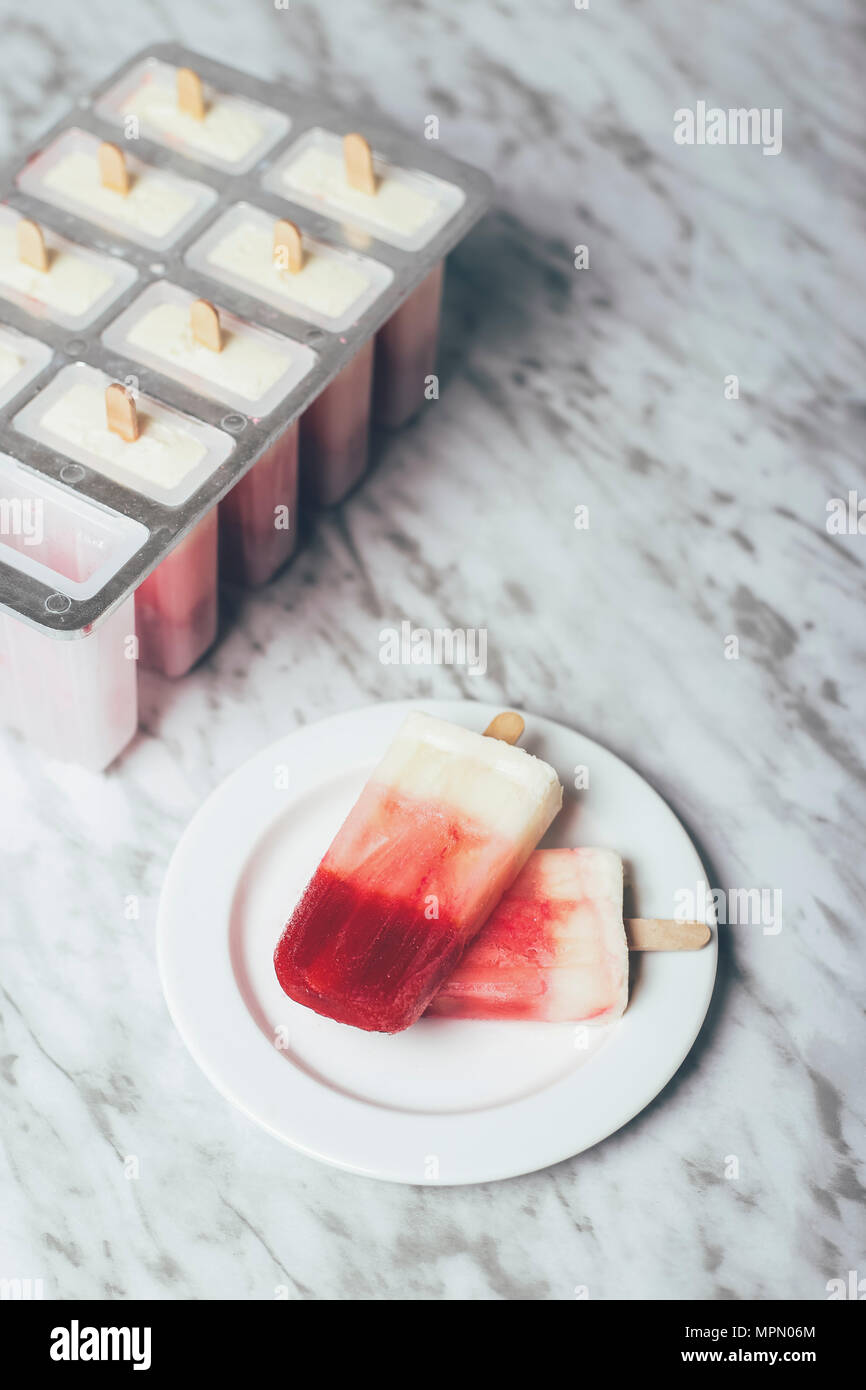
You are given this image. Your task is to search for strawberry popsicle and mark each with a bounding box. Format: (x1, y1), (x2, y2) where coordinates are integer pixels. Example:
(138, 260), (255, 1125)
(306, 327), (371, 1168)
(374, 262), (444, 429)
(268, 131), (461, 431)
(103, 284), (316, 585)
(187, 204), (391, 505)
(300, 338), (374, 506)
(135, 508), (218, 678)
(219, 423), (299, 586)
(427, 848), (629, 1023)
(274, 712), (563, 1032)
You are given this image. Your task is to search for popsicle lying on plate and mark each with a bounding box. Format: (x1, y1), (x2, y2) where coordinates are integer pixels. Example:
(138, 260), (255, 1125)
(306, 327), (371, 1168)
(427, 848), (630, 1024)
(274, 712), (563, 1033)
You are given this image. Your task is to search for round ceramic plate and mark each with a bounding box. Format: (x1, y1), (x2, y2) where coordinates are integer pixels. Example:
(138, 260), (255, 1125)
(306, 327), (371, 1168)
(157, 700), (717, 1184)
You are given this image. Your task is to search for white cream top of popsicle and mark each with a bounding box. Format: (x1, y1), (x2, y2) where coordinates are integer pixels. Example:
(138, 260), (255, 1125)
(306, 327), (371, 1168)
(125, 302), (290, 402)
(0, 342), (23, 388)
(120, 78), (265, 163)
(37, 381), (206, 489)
(374, 712), (563, 840)
(280, 146), (437, 238)
(40, 151), (198, 238)
(0, 222), (114, 315)
(205, 220), (370, 319)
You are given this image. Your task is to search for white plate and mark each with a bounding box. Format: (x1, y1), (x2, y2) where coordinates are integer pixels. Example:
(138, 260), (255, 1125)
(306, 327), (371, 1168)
(157, 700), (717, 1184)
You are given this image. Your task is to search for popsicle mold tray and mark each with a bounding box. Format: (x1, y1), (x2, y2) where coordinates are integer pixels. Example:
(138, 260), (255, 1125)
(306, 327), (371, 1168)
(0, 43), (493, 639)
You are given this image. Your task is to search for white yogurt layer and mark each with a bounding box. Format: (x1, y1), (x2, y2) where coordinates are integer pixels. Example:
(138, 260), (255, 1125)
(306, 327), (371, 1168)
(374, 711), (563, 842)
(280, 146), (436, 237)
(0, 224), (114, 316)
(206, 220), (369, 319)
(0, 343), (24, 388)
(38, 382), (206, 490)
(41, 151), (198, 238)
(126, 302), (290, 402)
(538, 849), (629, 1024)
(122, 79), (264, 163)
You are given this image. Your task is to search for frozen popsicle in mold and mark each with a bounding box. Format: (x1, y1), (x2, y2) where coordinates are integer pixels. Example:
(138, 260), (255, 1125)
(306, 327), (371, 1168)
(187, 205), (390, 505)
(134, 505), (218, 678)
(428, 849), (630, 1024)
(0, 452), (146, 768)
(187, 202), (390, 330)
(16, 128), (217, 250)
(218, 422), (299, 587)
(0, 208), (137, 329)
(373, 261), (444, 429)
(13, 363), (233, 676)
(298, 336), (374, 507)
(265, 129), (465, 251)
(266, 130), (460, 428)
(103, 281), (316, 584)
(94, 57), (290, 173)
(273, 712), (563, 1033)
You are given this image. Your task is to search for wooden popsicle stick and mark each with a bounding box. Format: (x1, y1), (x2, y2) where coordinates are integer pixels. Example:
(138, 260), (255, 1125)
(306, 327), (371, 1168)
(625, 918), (711, 951)
(481, 714), (708, 953)
(273, 218), (304, 274)
(105, 383), (139, 443)
(190, 298), (222, 352)
(17, 217), (49, 272)
(483, 711), (525, 745)
(177, 66), (206, 121)
(343, 132), (377, 196)
(98, 141), (130, 196)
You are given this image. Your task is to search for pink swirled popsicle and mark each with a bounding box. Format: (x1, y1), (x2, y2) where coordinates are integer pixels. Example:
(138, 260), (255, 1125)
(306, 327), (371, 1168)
(427, 848), (631, 1023)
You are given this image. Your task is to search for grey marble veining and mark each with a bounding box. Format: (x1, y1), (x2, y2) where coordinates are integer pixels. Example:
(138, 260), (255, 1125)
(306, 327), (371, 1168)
(0, 0), (863, 1300)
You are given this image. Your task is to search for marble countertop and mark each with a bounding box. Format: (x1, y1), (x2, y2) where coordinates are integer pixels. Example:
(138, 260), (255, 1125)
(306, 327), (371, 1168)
(1, 0), (863, 1301)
